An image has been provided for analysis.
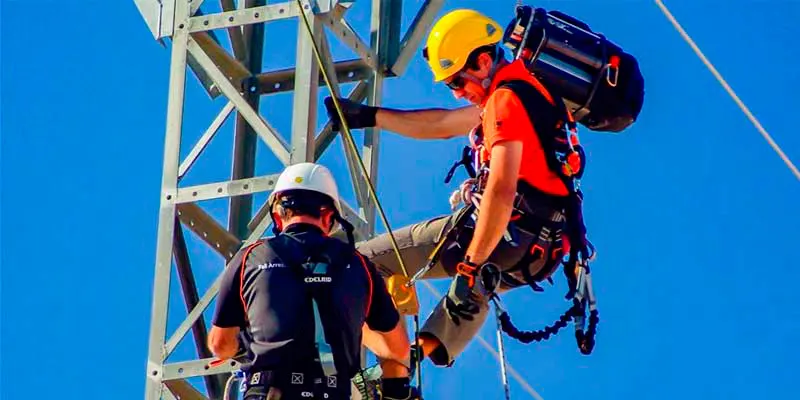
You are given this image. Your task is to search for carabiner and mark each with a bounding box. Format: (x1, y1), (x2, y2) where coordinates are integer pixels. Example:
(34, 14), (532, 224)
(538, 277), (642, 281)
(606, 55), (620, 87)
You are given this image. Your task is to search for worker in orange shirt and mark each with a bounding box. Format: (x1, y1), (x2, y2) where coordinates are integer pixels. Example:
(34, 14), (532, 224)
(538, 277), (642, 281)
(324, 9), (591, 369)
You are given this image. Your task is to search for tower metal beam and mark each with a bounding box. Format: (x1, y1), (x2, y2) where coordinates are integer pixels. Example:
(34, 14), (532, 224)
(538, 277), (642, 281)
(138, 0), (439, 399)
(228, 0), (266, 241)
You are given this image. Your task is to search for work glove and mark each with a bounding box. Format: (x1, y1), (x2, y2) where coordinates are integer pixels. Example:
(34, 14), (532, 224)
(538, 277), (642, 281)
(444, 260), (483, 326)
(323, 96), (378, 131)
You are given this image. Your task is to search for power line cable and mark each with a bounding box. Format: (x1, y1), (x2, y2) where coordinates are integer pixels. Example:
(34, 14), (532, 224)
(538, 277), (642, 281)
(654, 0), (800, 181)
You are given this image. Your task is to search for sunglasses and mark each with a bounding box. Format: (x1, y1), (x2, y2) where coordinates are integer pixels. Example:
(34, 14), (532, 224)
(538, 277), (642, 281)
(445, 75), (467, 90)
(423, 46), (469, 91)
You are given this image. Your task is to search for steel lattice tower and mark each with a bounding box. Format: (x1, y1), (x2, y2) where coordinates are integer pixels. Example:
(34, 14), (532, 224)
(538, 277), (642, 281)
(134, 1), (445, 399)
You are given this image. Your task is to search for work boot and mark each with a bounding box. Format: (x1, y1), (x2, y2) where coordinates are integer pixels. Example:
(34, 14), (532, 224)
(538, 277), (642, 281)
(381, 385), (422, 400)
(379, 377), (422, 400)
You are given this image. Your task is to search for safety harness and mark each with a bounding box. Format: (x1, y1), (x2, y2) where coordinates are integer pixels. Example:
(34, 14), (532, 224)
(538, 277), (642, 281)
(267, 233), (342, 377)
(446, 75), (600, 355)
(224, 233), (353, 400)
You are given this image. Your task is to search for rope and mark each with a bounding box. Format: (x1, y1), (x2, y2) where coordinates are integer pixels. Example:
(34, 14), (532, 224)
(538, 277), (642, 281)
(293, 0), (410, 279)
(223, 374), (237, 400)
(654, 0), (800, 181)
(293, 0), (422, 390)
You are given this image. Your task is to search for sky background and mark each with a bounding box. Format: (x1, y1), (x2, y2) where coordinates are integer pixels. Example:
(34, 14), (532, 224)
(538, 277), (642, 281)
(2, 0), (800, 399)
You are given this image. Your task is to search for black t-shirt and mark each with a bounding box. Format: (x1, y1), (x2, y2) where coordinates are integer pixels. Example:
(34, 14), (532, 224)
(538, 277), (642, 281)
(212, 223), (400, 378)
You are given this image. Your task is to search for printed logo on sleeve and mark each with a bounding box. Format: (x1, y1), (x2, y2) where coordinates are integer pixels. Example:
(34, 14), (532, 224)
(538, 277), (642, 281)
(257, 262), (285, 270)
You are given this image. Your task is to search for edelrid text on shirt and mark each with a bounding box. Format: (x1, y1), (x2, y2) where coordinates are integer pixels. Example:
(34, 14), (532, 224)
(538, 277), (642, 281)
(304, 276), (332, 283)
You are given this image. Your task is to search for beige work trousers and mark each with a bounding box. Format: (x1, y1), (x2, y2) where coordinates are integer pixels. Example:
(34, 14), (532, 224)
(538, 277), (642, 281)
(355, 207), (561, 366)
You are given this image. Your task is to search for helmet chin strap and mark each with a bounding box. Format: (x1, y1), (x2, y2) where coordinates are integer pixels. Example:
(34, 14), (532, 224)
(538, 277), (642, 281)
(268, 199), (282, 235)
(481, 46), (504, 89)
(335, 214), (356, 250)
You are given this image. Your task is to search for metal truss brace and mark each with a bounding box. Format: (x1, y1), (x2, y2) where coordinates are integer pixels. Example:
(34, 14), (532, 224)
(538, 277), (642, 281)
(187, 36), (291, 165)
(189, 2), (301, 33)
(164, 357), (242, 380)
(175, 173), (280, 204)
(319, 12), (380, 71)
(165, 379), (207, 400)
(249, 59), (371, 95)
(391, 0), (445, 75)
(178, 101), (235, 180)
(176, 203), (241, 261)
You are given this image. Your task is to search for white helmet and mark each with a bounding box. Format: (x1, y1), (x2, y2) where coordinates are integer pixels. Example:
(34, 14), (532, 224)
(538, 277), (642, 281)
(267, 162), (342, 215)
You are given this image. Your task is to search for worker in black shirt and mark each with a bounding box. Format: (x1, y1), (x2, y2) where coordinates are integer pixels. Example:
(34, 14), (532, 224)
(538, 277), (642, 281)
(208, 162), (414, 400)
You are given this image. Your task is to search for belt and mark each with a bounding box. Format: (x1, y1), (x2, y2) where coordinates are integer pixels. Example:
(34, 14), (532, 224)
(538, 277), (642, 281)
(513, 180), (569, 222)
(242, 368), (347, 399)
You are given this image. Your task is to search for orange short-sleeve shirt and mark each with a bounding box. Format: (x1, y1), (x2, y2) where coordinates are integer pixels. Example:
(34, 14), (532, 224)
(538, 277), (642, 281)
(480, 60), (568, 197)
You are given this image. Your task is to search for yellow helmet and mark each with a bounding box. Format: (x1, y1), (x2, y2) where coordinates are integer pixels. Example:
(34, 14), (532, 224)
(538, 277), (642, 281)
(423, 9), (503, 82)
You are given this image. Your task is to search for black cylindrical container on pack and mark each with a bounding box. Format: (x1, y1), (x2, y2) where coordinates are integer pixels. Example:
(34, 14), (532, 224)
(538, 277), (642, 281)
(502, 5), (645, 133)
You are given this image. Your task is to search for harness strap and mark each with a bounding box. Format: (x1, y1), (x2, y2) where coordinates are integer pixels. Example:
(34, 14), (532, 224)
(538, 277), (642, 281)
(478, 79), (600, 354)
(495, 79), (580, 182)
(312, 298), (337, 377)
(501, 223), (554, 292)
(495, 79), (591, 286)
(268, 235), (340, 377)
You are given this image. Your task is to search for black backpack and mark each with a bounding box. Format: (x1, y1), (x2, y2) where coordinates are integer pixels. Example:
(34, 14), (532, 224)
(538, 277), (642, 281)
(502, 5), (645, 133)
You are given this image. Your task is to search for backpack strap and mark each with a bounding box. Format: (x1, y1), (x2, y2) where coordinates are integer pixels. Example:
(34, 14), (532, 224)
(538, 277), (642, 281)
(495, 79), (583, 186)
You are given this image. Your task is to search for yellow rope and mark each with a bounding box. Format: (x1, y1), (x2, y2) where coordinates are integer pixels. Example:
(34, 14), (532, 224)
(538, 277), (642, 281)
(294, 0), (425, 391)
(294, 0), (412, 278)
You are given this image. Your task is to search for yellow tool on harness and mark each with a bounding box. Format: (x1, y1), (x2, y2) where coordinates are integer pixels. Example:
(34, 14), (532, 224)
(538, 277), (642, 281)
(387, 274), (420, 315)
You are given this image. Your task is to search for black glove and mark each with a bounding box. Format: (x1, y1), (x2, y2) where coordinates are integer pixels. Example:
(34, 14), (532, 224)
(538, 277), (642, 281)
(444, 260), (483, 326)
(324, 96), (378, 131)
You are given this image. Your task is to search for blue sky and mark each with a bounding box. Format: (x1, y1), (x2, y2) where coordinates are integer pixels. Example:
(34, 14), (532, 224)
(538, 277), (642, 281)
(2, 1), (799, 399)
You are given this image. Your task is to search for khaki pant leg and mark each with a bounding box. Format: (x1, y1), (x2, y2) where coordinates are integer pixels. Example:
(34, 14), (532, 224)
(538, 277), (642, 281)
(355, 213), (461, 280)
(357, 209), (557, 367)
(417, 223), (556, 366)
